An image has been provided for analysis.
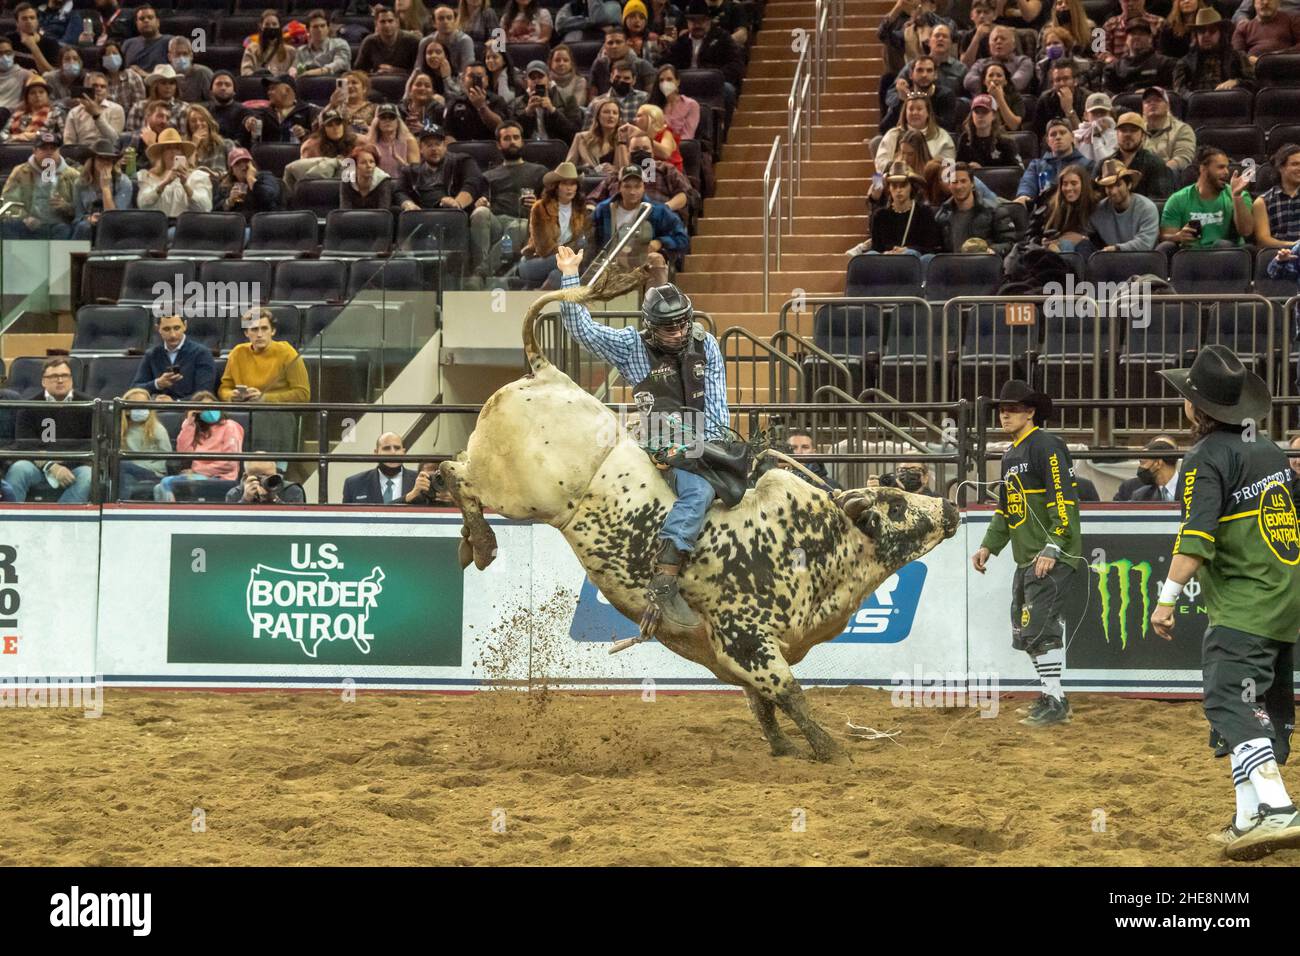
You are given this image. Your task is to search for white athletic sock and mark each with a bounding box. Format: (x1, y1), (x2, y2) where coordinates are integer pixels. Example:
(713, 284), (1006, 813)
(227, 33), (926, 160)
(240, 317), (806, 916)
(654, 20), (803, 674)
(1234, 738), (1292, 811)
(1033, 647), (1065, 701)
(1230, 752), (1261, 830)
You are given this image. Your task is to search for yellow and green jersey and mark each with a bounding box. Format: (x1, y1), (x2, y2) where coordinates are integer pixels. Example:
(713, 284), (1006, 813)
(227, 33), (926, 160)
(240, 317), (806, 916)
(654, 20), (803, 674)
(1173, 430), (1300, 644)
(981, 426), (1085, 569)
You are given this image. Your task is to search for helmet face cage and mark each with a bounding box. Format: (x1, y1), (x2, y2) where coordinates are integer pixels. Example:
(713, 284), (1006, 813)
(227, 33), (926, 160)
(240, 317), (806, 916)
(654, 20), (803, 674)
(643, 285), (693, 353)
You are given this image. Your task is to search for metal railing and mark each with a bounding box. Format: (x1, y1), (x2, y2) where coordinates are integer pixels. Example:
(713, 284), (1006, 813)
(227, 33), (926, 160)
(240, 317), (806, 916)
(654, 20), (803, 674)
(762, 136), (783, 311)
(780, 291), (1299, 444)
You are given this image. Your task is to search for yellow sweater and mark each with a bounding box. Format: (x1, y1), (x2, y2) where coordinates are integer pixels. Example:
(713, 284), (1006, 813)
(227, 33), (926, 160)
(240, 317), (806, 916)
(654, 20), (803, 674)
(218, 340), (311, 403)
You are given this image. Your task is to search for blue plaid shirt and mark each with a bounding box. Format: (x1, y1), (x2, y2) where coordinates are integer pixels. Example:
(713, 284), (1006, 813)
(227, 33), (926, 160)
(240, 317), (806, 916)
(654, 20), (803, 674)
(559, 272), (730, 439)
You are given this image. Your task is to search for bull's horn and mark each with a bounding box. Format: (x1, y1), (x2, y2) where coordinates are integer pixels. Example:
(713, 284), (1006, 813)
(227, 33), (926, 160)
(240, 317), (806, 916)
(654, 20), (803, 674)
(841, 495), (869, 521)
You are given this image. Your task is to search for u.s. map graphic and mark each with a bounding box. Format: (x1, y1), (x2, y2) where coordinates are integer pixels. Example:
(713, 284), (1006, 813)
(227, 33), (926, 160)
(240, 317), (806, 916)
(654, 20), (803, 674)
(245, 565), (386, 658)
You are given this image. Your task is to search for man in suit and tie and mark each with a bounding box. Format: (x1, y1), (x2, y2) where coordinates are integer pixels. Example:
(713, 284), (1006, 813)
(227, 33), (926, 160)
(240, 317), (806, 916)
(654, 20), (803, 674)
(1129, 437), (1180, 502)
(1113, 434), (1178, 500)
(342, 432), (422, 504)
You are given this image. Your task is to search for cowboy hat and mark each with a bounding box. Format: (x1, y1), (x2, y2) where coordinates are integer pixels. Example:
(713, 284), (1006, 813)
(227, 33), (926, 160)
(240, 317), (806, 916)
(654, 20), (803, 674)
(994, 379), (1053, 422)
(543, 160), (580, 186)
(1191, 7), (1224, 29)
(143, 63), (179, 87)
(90, 137), (121, 159)
(146, 127), (197, 164)
(1157, 344), (1270, 425)
(1095, 157), (1143, 187)
(883, 159), (925, 189)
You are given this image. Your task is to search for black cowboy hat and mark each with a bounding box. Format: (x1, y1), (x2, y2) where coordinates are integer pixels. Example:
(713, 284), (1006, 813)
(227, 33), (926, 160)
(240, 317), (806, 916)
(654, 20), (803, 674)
(1157, 344), (1270, 425)
(993, 379), (1052, 422)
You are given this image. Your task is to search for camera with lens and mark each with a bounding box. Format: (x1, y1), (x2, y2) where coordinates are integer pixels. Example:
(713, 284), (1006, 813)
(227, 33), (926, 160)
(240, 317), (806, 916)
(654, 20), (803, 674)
(259, 473), (284, 492)
(878, 468), (926, 493)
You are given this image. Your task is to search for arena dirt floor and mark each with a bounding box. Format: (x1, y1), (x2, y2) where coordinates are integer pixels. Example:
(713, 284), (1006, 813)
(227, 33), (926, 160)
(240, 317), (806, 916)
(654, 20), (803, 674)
(1, 685), (1297, 867)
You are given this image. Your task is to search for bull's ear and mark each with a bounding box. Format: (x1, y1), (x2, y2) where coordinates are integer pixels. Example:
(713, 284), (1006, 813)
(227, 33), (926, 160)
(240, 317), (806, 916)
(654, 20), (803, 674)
(860, 510), (881, 539)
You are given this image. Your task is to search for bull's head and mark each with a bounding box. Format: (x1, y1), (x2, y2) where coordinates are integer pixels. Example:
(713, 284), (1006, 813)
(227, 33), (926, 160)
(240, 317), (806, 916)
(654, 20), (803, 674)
(837, 487), (960, 577)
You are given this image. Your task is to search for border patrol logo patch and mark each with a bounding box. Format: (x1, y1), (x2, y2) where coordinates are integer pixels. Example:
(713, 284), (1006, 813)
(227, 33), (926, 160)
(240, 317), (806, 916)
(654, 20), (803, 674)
(1021, 605), (1031, 627)
(1258, 482), (1300, 566)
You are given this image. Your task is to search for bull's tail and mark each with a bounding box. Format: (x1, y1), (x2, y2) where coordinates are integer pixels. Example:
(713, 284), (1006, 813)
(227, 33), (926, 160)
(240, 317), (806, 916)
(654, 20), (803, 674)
(522, 262), (653, 374)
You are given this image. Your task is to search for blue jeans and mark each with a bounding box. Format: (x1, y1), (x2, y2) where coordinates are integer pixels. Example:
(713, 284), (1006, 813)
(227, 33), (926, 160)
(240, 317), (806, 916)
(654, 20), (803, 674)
(518, 253), (561, 289)
(119, 461), (163, 500)
(5, 460), (92, 503)
(660, 466), (715, 553)
(0, 480), (14, 502)
(154, 473), (216, 501)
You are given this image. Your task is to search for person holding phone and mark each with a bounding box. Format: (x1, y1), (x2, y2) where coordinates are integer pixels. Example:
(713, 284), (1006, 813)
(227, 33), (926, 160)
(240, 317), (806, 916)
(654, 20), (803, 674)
(1157, 144), (1254, 254)
(131, 312), (217, 400)
(62, 71), (125, 146)
(136, 127), (213, 217)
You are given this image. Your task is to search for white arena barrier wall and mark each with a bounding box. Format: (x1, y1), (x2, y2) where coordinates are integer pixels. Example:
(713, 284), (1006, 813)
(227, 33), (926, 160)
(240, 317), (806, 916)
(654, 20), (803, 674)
(0, 505), (1269, 695)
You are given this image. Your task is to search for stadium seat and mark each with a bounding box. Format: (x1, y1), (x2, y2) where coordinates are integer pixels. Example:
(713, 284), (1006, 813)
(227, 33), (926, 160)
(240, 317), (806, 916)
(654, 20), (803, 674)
(678, 69), (729, 125)
(296, 75), (339, 107)
(215, 15), (260, 44)
(84, 356), (145, 398)
(193, 45), (244, 74)
(117, 259), (197, 312)
(250, 142), (301, 179)
(245, 211), (320, 259)
(4, 356), (86, 394)
(448, 140), (501, 170)
(291, 178), (342, 219)
(972, 166), (1022, 200)
(1009, 130), (1039, 164)
(164, 15), (213, 41)
(505, 41), (549, 72)
(1185, 89), (1254, 128)
(0, 143), (29, 180)
(270, 259), (348, 306)
(234, 75), (270, 103)
(1255, 89), (1300, 136)
(394, 208), (469, 286)
(522, 139), (569, 172)
(303, 304), (346, 343)
(198, 259), (272, 315)
(1253, 247), (1298, 300)
(1266, 123), (1300, 156)
(923, 253), (1002, 301)
(566, 39), (603, 72)
(1170, 248), (1251, 294)
(1087, 250), (1167, 285)
(321, 210), (394, 260)
(1195, 125), (1266, 161)
(180, 314), (227, 354)
(169, 212), (246, 260)
(88, 210), (168, 261)
(1255, 52), (1300, 88)
(368, 75), (408, 104)
(71, 306), (152, 355)
(346, 258), (422, 297)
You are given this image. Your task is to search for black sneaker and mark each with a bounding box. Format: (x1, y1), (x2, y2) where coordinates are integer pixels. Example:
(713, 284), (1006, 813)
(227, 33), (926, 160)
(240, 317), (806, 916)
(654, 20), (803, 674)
(1020, 695), (1070, 727)
(1225, 804), (1300, 861)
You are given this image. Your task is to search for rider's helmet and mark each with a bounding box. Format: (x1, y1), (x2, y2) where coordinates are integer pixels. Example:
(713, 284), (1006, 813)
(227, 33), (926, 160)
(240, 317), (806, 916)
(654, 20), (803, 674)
(641, 284), (694, 354)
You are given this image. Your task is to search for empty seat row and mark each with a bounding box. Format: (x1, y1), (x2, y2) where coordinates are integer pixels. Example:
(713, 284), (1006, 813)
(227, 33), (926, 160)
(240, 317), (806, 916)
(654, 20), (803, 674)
(845, 249), (1300, 302)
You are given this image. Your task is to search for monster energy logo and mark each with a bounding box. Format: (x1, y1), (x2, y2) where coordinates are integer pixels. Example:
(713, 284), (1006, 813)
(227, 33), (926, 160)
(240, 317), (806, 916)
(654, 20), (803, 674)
(1093, 559), (1152, 649)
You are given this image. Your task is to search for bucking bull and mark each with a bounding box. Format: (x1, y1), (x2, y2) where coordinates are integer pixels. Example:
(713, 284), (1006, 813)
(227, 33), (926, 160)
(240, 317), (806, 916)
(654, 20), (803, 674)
(440, 267), (959, 761)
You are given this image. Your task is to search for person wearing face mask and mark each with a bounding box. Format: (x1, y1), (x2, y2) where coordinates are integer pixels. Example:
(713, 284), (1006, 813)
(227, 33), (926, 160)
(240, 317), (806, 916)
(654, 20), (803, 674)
(152, 391), (246, 502)
(241, 11), (296, 77)
(116, 387), (172, 501)
(592, 131), (692, 214)
(466, 121), (547, 286)
(587, 63), (648, 127)
(590, 27), (657, 98)
(1113, 434), (1180, 498)
(168, 36), (212, 103)
(512, 60), (581, 142)
(1034, 26), (1098, 92)
(1037, 0), (1094, 53)
(648, 64), (698, 141)
(342, 433), (421, 504)
(42, 48), (85, 101)
(131, 313), (217, 400)
(99, 41), (145, 117)
(0, 38), (34, 122)
(1128, 438), (1181, 501)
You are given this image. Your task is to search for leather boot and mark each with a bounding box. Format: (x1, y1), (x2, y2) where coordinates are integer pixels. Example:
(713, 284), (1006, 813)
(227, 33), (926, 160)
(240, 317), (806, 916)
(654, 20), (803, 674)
(647, 539), (701, 629)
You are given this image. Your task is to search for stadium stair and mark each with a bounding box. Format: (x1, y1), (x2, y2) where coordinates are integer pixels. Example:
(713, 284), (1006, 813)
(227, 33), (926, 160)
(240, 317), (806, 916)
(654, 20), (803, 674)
(676, 0), (886, 343)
